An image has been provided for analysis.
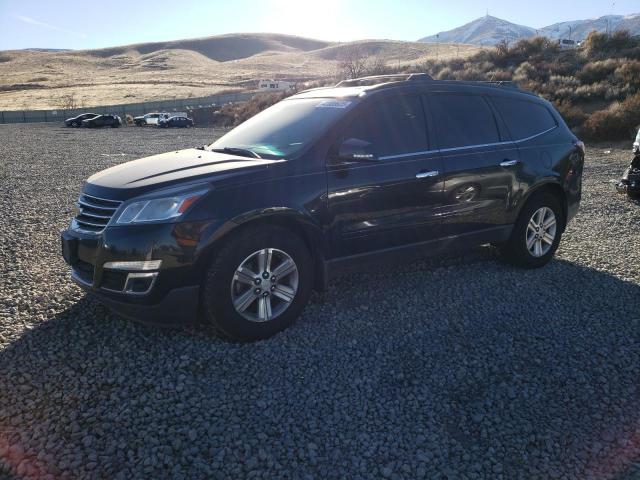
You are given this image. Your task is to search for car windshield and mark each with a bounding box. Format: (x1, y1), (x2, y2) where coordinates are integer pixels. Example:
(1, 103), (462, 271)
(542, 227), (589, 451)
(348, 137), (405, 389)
(209, 97), (354, 159)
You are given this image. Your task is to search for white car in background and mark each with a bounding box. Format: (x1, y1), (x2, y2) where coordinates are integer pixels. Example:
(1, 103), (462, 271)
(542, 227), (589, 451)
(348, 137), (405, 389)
(134, 112), (171, 126)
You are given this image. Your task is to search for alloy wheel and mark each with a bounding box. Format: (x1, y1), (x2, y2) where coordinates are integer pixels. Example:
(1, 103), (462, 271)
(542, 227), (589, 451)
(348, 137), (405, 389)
(230, 248), (299, 322)
(525, 207), (557, 257)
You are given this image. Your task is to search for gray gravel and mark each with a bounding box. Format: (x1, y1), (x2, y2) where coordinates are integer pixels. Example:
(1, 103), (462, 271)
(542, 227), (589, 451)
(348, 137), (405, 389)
(1, 123), (640, 479)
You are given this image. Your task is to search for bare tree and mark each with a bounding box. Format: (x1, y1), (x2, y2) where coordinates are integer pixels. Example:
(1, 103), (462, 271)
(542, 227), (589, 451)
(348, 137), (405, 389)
(338, 45), (369, 79)
(367, 56), (389, 76)
(59, 93), (77, 110)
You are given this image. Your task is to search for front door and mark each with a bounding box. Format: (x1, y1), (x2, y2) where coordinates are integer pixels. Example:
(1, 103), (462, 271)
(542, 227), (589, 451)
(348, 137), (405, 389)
(326, 94), (445, 258)
(426, 93), (520, 237)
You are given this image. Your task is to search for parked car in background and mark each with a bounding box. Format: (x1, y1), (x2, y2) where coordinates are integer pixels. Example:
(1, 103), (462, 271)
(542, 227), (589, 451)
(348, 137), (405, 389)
(616, 128), (640, 198)
(65, 113), (98, 127)
(134, 112), (173, 126)
(82, 114), (122, 128)
(61, 73), (584, 341)
(159, 116), (194, 128)
(558, 38), (577, 50)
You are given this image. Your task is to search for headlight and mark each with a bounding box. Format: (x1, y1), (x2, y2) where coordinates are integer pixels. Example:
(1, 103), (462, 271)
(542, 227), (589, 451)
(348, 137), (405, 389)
(116, 190), (206, 224)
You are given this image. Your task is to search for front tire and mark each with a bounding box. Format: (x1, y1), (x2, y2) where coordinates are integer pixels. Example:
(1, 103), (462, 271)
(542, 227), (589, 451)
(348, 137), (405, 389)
(500, 192), (564, 268)
(201, 226), (313, 341)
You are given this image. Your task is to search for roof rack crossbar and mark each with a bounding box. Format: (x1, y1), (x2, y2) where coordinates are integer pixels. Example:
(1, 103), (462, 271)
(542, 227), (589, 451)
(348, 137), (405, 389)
(477, 80), (519, 89)
(335, 73), (433, 87)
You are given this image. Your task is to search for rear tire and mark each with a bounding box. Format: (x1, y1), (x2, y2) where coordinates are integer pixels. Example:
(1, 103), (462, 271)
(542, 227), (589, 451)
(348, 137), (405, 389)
(499, 192), (564, 268)
(201, 226), (313, 341)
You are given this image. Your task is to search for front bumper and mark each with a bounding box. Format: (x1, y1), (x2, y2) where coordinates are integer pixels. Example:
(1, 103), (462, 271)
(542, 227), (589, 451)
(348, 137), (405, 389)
(73, 277), (200, 327)
(61, 221), (212, 326)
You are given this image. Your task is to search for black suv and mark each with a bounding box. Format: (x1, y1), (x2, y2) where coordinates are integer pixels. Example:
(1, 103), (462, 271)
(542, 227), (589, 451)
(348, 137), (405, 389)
(61, 74), (584, 341)
(82, 114), (122, 128)
(65, 113), (98, 127)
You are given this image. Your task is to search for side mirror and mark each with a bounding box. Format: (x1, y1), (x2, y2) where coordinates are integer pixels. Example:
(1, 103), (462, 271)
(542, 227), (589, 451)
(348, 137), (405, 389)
(337, 138), (378, 162)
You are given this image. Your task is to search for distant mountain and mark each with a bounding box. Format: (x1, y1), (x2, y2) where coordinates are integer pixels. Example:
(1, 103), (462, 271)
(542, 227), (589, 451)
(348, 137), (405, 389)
(539, 14), (640, 41)
(22, 48), (72, 52)
(418, 15), (535, 45)
(419, 13), (640, 45)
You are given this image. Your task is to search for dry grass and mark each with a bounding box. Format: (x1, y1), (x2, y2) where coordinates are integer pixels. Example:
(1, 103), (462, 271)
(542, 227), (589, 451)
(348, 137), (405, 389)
(0, 33), (482, 110)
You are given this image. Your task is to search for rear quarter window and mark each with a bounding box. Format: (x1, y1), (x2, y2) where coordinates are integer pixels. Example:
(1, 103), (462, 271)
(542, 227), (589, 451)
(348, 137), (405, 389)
(492, 97), (557, 141)
(427, 93), (501, 149)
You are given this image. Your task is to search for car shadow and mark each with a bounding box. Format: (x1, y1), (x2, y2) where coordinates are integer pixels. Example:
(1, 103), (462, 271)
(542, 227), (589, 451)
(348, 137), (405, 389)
(1, 252), (640, 478)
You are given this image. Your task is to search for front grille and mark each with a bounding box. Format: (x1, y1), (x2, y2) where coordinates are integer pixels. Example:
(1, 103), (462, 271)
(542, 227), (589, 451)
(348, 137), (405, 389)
(74, 193), (122, 233)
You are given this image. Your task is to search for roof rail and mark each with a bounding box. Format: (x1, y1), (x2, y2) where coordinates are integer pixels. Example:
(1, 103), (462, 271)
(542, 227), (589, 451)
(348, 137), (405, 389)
(335, 73), (433, 87)
(477, 81), (520, 89)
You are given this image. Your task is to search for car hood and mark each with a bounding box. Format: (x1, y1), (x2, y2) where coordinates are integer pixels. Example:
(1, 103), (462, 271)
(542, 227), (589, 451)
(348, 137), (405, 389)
(85, 148), (283, 199)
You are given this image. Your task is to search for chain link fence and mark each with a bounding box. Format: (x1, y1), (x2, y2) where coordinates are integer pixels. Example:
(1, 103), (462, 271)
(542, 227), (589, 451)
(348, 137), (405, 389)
(0, 91), (255, 124)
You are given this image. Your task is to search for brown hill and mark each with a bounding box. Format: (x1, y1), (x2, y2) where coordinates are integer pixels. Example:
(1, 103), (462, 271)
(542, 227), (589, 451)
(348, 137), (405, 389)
(0, 33), (481, 110)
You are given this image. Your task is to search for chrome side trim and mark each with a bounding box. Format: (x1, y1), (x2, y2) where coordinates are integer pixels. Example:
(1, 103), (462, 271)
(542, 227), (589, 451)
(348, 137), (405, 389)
(513, 125), (558, 143)
(336, 126), (558, 164)
(439, 140), (510, 153)
(416, 170), (439, 178)
(437, 126), (558, 154)
(379, 149), (438, 161)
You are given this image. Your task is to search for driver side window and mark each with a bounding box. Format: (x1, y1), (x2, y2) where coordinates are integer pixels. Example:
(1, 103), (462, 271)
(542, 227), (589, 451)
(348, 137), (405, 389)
(342, 95), (429, 159)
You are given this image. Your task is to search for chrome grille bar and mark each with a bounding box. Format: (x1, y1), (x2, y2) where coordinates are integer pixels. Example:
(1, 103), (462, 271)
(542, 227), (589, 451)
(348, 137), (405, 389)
(74, 193), (122, 233)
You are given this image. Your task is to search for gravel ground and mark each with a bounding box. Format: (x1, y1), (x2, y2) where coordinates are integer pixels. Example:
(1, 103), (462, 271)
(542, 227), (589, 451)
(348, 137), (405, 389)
(1, 123), (640, 480)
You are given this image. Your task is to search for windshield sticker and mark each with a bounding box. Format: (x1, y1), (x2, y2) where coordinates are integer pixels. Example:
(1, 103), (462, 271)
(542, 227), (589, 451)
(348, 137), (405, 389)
(316, 100), (352, 109)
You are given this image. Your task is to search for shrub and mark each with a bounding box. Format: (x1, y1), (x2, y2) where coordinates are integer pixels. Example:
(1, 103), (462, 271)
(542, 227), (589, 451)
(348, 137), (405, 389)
(488, 69), (512, 81)
(436, 67), (455, 80)
(581, 92), (640, 141)
(554, 100), (587, 129)
(614, 60), (640, 88)
(573, 82), (609, 101)
(455, 65), (486, 81)
(583, 30), (640, 59)
(577, 59), (622, 84)
(217, 92), (292, 126)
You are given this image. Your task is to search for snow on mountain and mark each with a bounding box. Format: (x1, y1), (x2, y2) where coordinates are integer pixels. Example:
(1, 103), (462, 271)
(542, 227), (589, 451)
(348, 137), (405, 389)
(418, 15), (535, 46)
(418, 13), (640, 45)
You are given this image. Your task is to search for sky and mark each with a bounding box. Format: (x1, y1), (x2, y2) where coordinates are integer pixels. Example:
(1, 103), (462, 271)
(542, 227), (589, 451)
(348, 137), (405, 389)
(0, 0), (638, 50)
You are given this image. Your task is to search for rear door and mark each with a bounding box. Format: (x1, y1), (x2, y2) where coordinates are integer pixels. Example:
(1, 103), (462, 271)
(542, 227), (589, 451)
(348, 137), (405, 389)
(326, 94), (445, 258)
(426, 92), (521, 237)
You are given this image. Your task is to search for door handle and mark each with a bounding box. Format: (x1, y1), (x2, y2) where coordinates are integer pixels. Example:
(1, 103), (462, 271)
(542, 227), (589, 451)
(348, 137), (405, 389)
(500, 159), (520, 167)
(416, 170), (439, 178)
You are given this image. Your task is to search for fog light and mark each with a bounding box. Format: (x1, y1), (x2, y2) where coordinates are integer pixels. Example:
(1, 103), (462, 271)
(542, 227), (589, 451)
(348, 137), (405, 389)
(103, 260), (162, 271)
(124, 272), (158, 294)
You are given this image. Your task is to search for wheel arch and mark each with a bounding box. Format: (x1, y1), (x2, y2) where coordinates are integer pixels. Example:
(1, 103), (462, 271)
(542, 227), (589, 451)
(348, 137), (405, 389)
(197, 208), (327, 291)
(519, 181), (568, 231)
